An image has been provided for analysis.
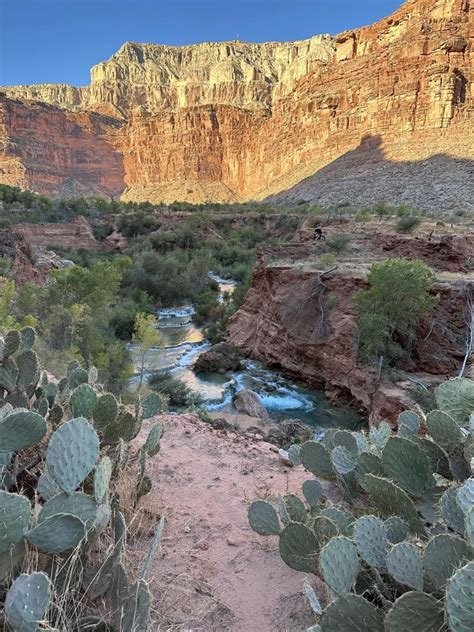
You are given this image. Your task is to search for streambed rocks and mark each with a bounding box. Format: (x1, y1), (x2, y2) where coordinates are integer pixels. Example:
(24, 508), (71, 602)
(193, 342), (243, 374)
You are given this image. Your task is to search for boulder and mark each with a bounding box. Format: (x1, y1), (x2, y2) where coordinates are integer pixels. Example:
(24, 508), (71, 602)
(194, 343), (242, 374)
(233, 389), (271, 422)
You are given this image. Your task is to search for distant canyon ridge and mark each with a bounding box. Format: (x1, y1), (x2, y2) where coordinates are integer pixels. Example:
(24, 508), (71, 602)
(0, 0), (472, 211)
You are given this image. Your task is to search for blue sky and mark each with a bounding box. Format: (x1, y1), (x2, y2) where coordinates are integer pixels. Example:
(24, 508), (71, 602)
(1, 0), (402, 86)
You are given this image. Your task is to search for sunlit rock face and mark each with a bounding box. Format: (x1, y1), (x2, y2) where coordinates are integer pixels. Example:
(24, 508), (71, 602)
(0, 0), (472, 209)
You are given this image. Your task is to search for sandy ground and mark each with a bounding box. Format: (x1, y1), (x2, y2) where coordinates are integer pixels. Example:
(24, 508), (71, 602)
(131, 413), (332, 631)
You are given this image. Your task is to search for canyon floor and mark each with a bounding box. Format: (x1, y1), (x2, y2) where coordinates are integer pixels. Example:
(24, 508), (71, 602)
(129, 414), (336, 631)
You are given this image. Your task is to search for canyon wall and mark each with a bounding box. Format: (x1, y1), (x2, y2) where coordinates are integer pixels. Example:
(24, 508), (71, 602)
(0, 0), (472, 209)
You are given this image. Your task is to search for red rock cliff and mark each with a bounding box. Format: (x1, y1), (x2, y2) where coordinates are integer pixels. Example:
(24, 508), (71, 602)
(226, 243), (474, 423)
(0, 0), (472, 209)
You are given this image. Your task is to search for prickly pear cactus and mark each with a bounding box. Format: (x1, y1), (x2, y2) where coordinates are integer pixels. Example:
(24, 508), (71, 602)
(5, 571), (51, 632)
(46, 417), (99, 493)
(319, 536), (359, 594)
(248, 500), (281, 536)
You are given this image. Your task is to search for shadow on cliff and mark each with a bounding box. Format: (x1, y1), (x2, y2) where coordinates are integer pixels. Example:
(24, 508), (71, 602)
(266, 135), (474, 213)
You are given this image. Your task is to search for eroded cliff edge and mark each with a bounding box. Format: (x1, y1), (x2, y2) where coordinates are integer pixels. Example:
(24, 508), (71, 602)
(0, 0), (472, 209)
(226, 238), (474, 424)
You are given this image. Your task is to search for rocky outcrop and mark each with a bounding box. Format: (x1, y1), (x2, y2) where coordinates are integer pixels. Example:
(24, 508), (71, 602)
(194, 342), (243, 373)
(226, 244), (474, 423)
(8, 216), (101, 251)
(233, 389), (271, 422)
(0, 0), (472, 209)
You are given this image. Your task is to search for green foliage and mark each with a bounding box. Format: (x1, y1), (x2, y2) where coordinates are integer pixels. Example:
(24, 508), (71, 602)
(356, 258), (437, 364)
(0, 342), (166, 630)
(249, 379), (474, 630)
(396, 215), (422, 233)
(148, 370), (200, 407)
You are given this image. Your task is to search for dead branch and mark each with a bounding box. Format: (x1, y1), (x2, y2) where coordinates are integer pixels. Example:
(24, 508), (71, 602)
(313, 266), (338, 336)
(459, 285), (474, 378)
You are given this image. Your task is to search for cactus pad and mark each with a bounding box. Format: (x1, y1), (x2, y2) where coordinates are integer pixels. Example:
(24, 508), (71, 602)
(355, 452), (385, 490)
(439, 488), (465, 535)
(369, 421), (391, 450)
(47, 417), (99, 493)
(92, 393), (118, 431)
(0, 540), (25, 582)
(331, 446), (358, 475)
(88, 366), (98, 385)
(26, 512), (85, 552)
(456, 478), (474, 515)
(423, 534), (472, 591)
(446, 561), (474, 632)
(387, 542), (423, 590)
(363, 475), (426, 537)
(5, 571), (51, 632)
(466, 507), (474, 547)
(0, 357), (19, 392)
(304, 579), (322, 615)
(397, 411), (421, 438)
(20, 326), (36, 350)
(94, 456), (113, 504)
(351, 431), (369, 454)
(281, 494), (307, 523)
(381, 436), (433, 496)
(353, 515), (389, 568)
(278, 522), (318, 572)
(302, 479), (322, 508)
(0, 409), (47, 452)
(319, 536), (359, 594)
(320, 593), (384, 631)
(0, 490), (31, 553)
(278, 495), (290, 525)
(70, 383), (97, 419)
(248, 500), (280, 535)
(142, 392), (163, 419)
(320, 505), (352, 535)
(300, 441), (334, 478)
(333, 430), (359, 454)
(37, 469), (61, 501)
(385, 591), (445, 632)
(413, 436), (451, 478)
(38, 492), (97, 527)
(143, 422), (164, 457)
(16, 349), (40, 391)
(288, 444), (301, 466)
(384, 516), (409, 544)
(435, 377), (474, 426)
(3, 329), (20, 358)
(68, 366), (89, 389)
(312, 516), (339, 545)
(120, 579), (151, 632)
(426, 410), (464, 453)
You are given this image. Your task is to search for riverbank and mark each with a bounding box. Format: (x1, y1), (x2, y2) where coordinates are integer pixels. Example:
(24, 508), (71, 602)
(129, 274), (363, 431)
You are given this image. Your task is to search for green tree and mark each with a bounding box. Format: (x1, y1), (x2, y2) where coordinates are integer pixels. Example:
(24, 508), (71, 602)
(356, 258), (437, 372)
(133, 312), (161, 390)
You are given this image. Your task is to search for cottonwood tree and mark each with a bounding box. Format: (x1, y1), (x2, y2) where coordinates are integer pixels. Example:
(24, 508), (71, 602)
(356, 258), (437, 377)
(133, 312), (161, 390)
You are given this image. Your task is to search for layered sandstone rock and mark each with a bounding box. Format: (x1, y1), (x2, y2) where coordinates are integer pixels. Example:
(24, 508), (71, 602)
(0, 0), (472, 209)
(226, 244), (473, 423)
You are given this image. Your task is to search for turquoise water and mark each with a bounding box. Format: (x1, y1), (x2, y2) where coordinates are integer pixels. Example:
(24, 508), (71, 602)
(130, 275), (364, 431)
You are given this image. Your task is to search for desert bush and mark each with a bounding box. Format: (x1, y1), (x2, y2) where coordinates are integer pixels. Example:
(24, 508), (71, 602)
(0, 328), (166, 630)
(326, 233), (352, 254)
(356, 258), (437, 365)
(249, 376), (474, 631)
(148, 370), (201, 407)
(396, 215), (422, 233)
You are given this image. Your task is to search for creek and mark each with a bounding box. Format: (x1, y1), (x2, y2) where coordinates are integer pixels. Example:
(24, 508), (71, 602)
(130, 275), (363, 432)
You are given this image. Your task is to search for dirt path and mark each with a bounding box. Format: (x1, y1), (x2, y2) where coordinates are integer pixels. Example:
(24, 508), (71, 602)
(133, 413), (331, 631)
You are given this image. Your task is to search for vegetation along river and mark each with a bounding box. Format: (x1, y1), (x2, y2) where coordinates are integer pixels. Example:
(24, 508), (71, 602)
(131, 275), (363, 432)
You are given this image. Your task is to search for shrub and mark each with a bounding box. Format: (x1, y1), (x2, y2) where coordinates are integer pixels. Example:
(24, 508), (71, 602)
(148, 370), (201, 407)
(319, 253), (337, 269)
(396, 215), (422, 233)
(326, 233), (352, 254)
(248, 376), (474, 630)
(356, 258), (437, 365)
